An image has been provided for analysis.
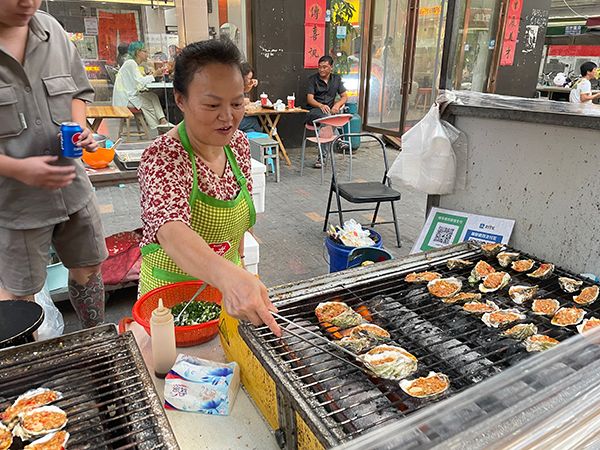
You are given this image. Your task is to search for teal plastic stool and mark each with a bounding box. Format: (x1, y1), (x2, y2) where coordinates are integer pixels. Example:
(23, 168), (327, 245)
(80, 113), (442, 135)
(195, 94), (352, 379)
(246, 132), (269, 140)
(346, 247), (393, 269)
(249, 137), (279, 182)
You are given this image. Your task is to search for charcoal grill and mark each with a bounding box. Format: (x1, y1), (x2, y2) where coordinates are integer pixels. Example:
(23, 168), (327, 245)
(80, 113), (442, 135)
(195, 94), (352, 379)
(232, 242), (600, 449)
(0, 325), (178, 450)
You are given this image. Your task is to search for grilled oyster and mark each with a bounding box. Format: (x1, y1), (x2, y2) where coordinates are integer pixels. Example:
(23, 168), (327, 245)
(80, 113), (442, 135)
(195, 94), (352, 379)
(468, 260), (495, 283)
(400, 372), (450, 398)
(497, 251), (520, 268)
(481, 243), (504, 257)
(482, 309), (526, 328)
(511, 259), (535, 273)
(446, 258), (473, 270)
(442, 292), (482, 304)
(463, 300), (499, 315)
(358, 345), (418, 380)
(405, 271), (441, 283)
(24, 431), (69, 450)
(577, 317), (600, 335)
(573, 285), (599, 306)
(527, 263), (555, 280)
(551, 307), (585, 327)
(13, 406), (67, 441)
(509, 285), (538, 305)
(338, 324), (390, 353)
(479, 271), (511, 293)
(558, 277), (583, 293)
(427, 277), (462, 298)
(532, 298), (560, 316)
(0, 424), (12, 450)
(502, 323), (538, 341)
(524, 334), (559, 352)
(0, 388), (62, 427)
(315, 302), (363, 329)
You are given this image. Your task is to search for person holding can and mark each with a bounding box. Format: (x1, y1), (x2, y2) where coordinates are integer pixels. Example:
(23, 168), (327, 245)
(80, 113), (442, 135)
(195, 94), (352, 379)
(138, 39), (281, 337)
(0, 1), (108, 328)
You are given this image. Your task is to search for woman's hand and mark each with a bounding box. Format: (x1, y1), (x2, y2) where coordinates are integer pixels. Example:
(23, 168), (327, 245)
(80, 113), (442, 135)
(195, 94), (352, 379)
(219, 265), (281, 337)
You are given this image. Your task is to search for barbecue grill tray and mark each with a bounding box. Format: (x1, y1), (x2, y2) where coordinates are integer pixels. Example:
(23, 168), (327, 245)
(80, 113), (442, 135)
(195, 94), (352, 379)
(241, 243), (600, 449)
(0, 324), (179, 450)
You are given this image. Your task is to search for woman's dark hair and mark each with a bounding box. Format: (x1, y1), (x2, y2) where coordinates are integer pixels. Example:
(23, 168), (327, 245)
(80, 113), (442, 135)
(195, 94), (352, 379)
(173, 38), (242, 96)
(240, 62), (254, 77)
(580, 61), (598, 77)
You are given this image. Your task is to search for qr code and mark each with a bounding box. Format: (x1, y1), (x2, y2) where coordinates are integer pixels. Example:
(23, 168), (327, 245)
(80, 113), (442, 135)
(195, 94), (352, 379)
(430, 224), (458, 248)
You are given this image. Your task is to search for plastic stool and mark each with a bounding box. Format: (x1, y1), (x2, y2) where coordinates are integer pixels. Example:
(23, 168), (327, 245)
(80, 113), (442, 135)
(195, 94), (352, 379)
(249, 137), (280, 182)
(246, 131), (269, 140)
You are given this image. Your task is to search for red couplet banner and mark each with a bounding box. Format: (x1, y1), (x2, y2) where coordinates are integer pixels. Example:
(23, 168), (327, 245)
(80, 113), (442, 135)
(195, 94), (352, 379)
(305, 0), (326, 25)
(500, 0), (523, 66)
(304, 0), (327, 69)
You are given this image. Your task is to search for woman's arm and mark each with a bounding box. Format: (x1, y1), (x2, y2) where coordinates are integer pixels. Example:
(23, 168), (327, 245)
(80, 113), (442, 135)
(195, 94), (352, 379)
(158, 221), (281, 336)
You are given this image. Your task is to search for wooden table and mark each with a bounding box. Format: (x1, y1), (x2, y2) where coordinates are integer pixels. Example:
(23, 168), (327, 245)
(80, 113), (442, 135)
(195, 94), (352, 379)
(245, 107), (308, 166)
(86, 105), (133, 132)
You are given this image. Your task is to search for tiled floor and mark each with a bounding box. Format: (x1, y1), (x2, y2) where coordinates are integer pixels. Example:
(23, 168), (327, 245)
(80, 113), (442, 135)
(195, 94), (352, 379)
(60, 137), (427, 333)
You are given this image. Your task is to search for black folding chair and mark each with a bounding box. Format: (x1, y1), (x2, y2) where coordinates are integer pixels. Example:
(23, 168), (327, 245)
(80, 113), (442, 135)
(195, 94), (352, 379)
(323, 133), (402, 247)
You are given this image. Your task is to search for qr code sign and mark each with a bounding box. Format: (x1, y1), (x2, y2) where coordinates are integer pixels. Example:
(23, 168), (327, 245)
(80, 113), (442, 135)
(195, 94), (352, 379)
(430, 223), (458, 248)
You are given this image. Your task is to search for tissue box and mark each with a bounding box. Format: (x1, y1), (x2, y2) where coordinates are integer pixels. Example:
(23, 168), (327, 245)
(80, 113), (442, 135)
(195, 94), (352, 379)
(164, 354), (240, 415)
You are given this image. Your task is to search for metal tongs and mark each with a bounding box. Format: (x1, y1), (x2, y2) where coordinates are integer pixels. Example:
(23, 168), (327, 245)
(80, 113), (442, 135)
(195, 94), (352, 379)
(271, 312), (365, 372)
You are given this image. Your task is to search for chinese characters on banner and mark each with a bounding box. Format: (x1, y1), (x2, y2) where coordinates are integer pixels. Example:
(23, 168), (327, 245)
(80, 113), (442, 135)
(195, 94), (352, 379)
(304, 0), (326, 68)
(500, 0), (523, 66)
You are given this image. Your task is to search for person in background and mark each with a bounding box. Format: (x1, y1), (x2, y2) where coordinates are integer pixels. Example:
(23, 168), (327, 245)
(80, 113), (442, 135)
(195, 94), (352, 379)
(112, 41), (172, 130)
(239, 62), (262, 133)
(0, 1), (107, 328)
(117, 42), (130, 67)
(168, 44), (180, 63)
(570, 61), (600, 104)
(306, 55), (348, 168)
(137, 38), (280, 337)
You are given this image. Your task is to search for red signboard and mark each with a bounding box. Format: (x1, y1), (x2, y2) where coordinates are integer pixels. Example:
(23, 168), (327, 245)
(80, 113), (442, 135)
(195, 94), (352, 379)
(500, 0), (523, 66)
(548, 45), (600, 57)
(305, 0), (326, 25)
(304, 24), (326, 68)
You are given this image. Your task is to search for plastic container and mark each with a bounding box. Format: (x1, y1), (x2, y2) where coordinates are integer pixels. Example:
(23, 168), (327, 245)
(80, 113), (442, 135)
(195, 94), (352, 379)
(82, 146), (115, 169)
(46, 261), (68, 292)
(150, 299), (177, 378)
(251, 158), (266, 214)
(325, 229), (383, 273)
(133, 281), (222, 347)
(244, 232), (260, 275)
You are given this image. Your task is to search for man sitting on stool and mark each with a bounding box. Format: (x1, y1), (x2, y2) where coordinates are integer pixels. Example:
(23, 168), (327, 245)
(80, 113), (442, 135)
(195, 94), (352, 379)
(306, 55), (348, 168)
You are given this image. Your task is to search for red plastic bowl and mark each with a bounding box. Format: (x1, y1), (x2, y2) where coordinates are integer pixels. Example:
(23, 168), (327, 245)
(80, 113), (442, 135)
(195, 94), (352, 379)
(133, 281), (222, 347)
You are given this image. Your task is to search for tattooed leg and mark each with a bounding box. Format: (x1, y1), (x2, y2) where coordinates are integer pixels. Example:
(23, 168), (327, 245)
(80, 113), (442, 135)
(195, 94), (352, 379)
(68, 266), (105, 328)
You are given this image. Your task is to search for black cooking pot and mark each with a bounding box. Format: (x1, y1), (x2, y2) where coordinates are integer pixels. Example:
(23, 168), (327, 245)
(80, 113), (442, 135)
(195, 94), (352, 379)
(0, 300), (44, 349)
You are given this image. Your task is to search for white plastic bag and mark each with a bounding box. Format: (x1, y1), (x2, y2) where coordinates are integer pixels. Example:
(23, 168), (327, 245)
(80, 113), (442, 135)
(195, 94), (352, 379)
(388, 104), (457, 194)
(35, 285), (64, 340)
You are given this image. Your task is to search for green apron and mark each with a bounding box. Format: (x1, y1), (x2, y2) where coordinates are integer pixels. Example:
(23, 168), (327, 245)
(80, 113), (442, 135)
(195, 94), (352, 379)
(139, 121), (256, 295)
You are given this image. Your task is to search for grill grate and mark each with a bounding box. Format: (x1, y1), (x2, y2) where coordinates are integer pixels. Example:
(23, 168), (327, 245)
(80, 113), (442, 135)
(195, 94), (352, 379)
(241, 243), (600, 446)
(0, 325), (178, 450)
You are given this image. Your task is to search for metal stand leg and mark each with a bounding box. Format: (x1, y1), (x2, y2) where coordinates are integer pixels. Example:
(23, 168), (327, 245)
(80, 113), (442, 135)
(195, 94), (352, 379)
(390, 201), (402, 248)
(323, 183), (334, 232)
(371, 202), (381, 227)
(300, 127), (307, 176)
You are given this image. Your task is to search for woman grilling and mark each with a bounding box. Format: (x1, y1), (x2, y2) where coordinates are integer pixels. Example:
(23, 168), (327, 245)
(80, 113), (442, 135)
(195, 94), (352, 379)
(137, 39), (280, 336)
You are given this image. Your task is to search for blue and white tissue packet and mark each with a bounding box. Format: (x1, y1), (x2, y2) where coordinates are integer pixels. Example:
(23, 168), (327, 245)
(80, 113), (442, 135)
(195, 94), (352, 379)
(164, 354), (240, 415)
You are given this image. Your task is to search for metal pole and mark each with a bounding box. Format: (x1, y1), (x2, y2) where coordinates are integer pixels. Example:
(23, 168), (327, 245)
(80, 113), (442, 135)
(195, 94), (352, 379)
(378, 0), (393, 125)
(432, 0), (447, 99)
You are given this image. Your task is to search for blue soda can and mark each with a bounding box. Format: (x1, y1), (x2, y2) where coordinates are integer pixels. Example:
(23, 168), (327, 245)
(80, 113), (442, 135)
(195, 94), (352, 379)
(60, 122), (83, 158)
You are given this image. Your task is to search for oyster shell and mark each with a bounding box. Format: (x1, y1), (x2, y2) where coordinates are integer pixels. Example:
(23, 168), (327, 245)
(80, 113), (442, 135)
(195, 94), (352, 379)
(399, 371), (450, 398)
(315, 302), (363, 329)
(404, 271), (441, 283)
(532, 298), (560, 316)
(511, 259), (535, 273)
(446, 258), (473, 270)
(24, 431), (69, 450)
(427, 277), (462, 298)
(0, 388), (62, 427)
(338, 324), (390, 353)
(468, 260), (495, 283)
(463, 300), (499, 315)
(524, 334), (559, 352)
(551, 307), (585, 327)
(358, 345), (418, 380)
(441, 292), (482, 304)
(482, 309), (526, 328)
(479, 271), (511, 293)
(13, 405), (67, 441)
(497, 251), (520, 268)
(509, 285), (538, 305)
(577, 317), (600, 335)
(573, 285), (599, 306)
(558, 277), (583, 293)
(502, 323), (538, 341)
(0, 423), (12, 450)
(527, 263), (555, 280)
(480, 243), (504, 257)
